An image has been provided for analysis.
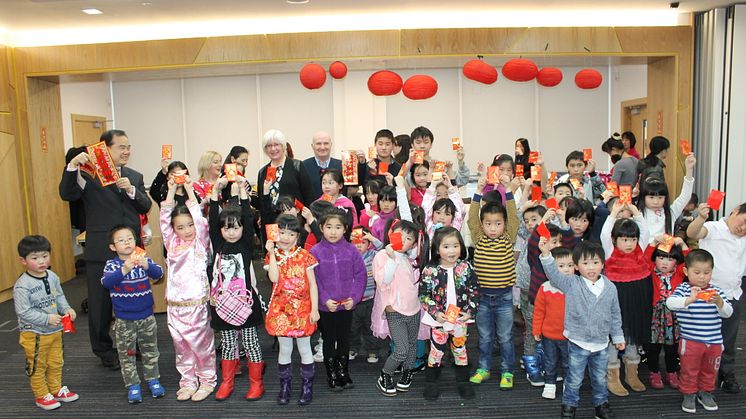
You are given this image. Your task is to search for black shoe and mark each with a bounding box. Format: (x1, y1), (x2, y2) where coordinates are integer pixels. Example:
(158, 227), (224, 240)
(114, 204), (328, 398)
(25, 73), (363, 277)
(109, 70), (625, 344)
(719, 375), (741, 394)
(323, 358), (343, 392)
(396, 369), (413, 392)
(455, 365), (475, 399)
(377, 371), (397, 396)
(335, 356), (354, 389)
(594, 402), (615, 419)
(102, 357), (121, 371)
(560, 404), (576, 419)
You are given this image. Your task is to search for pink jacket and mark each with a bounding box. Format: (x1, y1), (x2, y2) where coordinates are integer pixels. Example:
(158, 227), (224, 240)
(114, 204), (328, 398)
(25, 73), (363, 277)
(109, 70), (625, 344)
(371, 250), (421, 339)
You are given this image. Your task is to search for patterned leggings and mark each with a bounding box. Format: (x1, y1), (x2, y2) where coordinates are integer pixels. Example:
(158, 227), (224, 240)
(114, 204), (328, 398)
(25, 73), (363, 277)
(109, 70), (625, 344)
(428, 323), (468, 367)
(221, 327), (262, 362)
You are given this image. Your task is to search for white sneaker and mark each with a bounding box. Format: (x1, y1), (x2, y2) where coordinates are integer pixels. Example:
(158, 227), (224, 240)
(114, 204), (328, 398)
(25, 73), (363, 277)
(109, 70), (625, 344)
(349, 350), (358, 360)
(542, 384), (556, 400)
(314, 339), (323, 353)
(313, 349), (324, 363)
(367, 353), (379, 363)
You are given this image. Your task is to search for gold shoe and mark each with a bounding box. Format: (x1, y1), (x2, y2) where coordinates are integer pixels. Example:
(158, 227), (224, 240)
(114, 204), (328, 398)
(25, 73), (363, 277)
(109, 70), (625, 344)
(176, 387), (196, 401)
(191, 385), (214, 402)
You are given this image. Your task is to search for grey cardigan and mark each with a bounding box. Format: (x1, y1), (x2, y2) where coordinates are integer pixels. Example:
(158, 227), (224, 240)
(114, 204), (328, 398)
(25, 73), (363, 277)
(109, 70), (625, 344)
(540, 254), (624, 346)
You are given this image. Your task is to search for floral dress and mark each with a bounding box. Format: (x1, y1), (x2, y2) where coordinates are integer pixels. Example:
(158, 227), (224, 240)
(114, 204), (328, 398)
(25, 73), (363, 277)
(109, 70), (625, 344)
(264, 246), (319, 338)
(650, 271), (679, 345)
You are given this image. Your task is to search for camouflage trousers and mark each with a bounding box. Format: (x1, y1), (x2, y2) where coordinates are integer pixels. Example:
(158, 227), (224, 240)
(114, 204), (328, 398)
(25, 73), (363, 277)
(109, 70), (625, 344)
(114, 315), (160, 388)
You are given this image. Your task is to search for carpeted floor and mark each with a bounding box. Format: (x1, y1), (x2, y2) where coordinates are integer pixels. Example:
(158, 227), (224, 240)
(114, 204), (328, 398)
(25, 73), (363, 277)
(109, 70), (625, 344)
(1, 264), (745, 418)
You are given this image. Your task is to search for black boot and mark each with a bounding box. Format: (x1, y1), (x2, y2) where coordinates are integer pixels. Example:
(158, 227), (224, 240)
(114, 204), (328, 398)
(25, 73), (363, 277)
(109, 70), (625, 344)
(396, 369), (414, 392)
(455, 365), (475, 399)
(719, 373), (741, 394)
(594, 402), (615, 419)
(423, 365), (442, 401)
(560, 404), (576, 419)
(324, 357), (342, 392)
(335, 355), (354, 389)
(377, 370), (397, 396)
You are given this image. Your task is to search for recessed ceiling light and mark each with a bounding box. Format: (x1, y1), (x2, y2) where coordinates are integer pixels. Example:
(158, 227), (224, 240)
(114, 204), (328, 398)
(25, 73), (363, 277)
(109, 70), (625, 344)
(286, 0), (309, 4)
(81, 8), (103, 15)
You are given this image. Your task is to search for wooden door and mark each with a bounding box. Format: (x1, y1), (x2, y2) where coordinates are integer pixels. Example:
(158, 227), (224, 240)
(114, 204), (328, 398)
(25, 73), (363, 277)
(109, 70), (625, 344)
(621, 98), (648, 157)
(71, 114), (107, 148)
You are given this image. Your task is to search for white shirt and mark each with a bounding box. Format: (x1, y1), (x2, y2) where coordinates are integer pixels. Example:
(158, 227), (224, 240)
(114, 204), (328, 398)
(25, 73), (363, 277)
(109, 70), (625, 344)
(643, 176), (694, 243)
(699, 219), (746, 300)
(570, 276), (608, 352)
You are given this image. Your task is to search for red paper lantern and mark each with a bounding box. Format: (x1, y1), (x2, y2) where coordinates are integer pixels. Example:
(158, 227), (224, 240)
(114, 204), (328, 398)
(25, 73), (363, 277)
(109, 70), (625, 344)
(367, 70), (403, 96)
(299, 63), (326, 89)
(402, 75), (438, 100)
(575, 68), (603, 89)
(502, 58), (539, 82)
(329, 61), (347, 79)
(536, 67), (563, 87)
(463, 59), (498, 85)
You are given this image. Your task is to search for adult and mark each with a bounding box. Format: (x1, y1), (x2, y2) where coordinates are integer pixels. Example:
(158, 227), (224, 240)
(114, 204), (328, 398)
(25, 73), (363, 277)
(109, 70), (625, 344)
(636, 136), (670, 183)
(357, 129), (402, 186)
(621, 131), (641, 159)
(193, 150), (222, 202)
(604, 137), (639, 186)
(258, 129), (314, 227)
(514, 138), (532, 180)
(303, 131), (342, 201)
(393, 134), (411, 165)
(59, 129), (151, 370)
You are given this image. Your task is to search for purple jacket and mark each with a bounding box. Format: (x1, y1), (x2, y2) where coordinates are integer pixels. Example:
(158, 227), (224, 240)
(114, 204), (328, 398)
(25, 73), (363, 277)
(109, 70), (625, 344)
(311, 239), (367, 312)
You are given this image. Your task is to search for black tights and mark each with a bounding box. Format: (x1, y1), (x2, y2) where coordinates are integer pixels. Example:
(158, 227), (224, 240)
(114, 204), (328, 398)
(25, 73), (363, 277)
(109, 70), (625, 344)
(646, 342), (679, 373)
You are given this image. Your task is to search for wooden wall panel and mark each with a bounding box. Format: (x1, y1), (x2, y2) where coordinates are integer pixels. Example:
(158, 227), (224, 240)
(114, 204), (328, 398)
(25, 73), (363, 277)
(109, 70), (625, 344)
(399, 28), (523, 55)
(507, 27), (623, 53)
(0, 132), (28, 294)
(0, 46), (12, 112)
(647, 56), (681, 196)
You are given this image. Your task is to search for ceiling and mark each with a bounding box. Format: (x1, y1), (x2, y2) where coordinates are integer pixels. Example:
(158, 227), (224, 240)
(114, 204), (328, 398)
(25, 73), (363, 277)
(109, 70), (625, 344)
(0, 0), (734, 46)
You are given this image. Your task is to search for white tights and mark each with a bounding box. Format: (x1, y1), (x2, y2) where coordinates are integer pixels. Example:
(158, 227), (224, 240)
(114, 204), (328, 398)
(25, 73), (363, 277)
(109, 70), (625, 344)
(278, 336), (313, 365)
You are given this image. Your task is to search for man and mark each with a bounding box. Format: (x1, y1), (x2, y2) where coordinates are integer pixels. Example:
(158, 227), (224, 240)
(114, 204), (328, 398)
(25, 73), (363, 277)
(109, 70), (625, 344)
(59, 129), (151, 370)
(303, 131), (342, 201)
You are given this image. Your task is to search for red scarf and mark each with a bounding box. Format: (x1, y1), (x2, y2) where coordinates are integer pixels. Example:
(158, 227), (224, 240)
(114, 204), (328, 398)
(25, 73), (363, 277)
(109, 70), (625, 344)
(604, 247), (652, 283)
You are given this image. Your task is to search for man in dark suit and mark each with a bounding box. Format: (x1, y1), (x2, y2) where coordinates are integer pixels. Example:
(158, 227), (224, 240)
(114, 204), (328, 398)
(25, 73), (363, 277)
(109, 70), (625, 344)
(59, 129), (151, 370)
(302, 131), (342, 201)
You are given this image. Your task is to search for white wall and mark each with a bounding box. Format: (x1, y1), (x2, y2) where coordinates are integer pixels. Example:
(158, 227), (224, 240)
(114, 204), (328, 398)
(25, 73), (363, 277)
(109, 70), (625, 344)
(59, 81), (113, 151)
(609, 64), (648, 134)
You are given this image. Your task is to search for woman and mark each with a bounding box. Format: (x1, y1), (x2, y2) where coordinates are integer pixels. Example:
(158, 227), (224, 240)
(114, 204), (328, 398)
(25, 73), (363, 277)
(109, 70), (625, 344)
(514, 138), (532, 180)
(393, 134), (411, 165)
(193, 150), (222, 203)
(637, 136), (669, 183)
(621, 131), (641, 159)
(604, 136), (639, 186)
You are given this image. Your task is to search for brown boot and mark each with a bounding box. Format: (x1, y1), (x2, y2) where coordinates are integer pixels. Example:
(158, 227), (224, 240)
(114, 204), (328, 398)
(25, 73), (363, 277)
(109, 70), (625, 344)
(624, 362), (646, 392)
(607, 367), (629, 397)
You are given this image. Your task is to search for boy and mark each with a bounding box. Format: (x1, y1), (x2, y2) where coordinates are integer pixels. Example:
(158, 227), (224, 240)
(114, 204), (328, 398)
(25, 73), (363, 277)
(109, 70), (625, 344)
(348, 227), (383, 363)
(554, 151), (606, 204)
(102, 225), (165, 403)
(533, 247), (571, 400)
(358, 129), (402, 186)
(14, 235), (79, 411)
(686, 202), (746, 393)
(666, 249), (733, 413)
(467, 173), (519, 389)
(539, 240), (624, 419)
(411, 126), (435, 163)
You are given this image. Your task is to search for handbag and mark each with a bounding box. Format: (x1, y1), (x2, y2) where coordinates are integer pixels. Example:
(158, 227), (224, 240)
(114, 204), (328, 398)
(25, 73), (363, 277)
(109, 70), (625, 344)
(212, 255), (253, 326)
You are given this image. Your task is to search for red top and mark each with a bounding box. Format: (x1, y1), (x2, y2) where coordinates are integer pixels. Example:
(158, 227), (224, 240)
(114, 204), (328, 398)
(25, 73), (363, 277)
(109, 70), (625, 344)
(605, 246), (652, 283)
(644, 246), (689, 306)
(533, 282), (566, 341)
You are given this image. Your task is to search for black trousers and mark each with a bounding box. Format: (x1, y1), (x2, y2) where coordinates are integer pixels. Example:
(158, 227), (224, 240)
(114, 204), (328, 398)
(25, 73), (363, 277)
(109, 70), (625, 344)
(720, 296), (742, 378)
(86, 260), (117, 361)
(318, 310), (353, 359)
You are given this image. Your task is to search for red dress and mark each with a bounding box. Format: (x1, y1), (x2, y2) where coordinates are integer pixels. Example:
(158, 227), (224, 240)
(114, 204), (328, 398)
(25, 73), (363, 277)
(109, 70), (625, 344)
(264, 246), (319, 337)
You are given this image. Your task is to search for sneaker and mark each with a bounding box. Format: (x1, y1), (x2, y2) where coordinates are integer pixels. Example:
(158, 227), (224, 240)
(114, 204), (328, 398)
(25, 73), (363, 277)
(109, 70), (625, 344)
(367, 352), (379, 363)
(649, 372), (664, 389)
(681, 393), (696, 414)
(469, 368), (490, 384)
(696, 391), (718, 411)
(348, 350), (358, 360)
(396, 369), (414, 392)
(54, 386), (79, 403)
(377, 371), (397, 396)
(35, 393), (61, 410)
(313, 349), (324, 363)
(147, 379), (166, 398)
(557, 375), (564, 382)
(719, 374), (741, 394)
(176, 387), (196, 401)
(542, 383), (556, 400)
(128, 384), (143, 404)
(666, 372), (679, 389)
(560, 404), (576, 419)
(499, 372), (514, 390)
(593, 401), (615, 419)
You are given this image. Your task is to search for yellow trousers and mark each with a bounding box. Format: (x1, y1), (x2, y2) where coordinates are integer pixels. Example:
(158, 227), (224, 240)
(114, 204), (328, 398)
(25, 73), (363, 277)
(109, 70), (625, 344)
(19, 331), (63, 398)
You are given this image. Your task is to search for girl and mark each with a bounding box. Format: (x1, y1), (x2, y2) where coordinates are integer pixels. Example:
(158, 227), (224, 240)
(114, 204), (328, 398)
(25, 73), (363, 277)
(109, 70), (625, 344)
(409, 160), (430, 207)
(160, 176), (216, 402)
(373, 219), (426, 396)
(264, 214), (320, 406)
(514, 138), (532, 180)
(310, 208), (367, 392)
(483, 154), (516, 205)
(209, 175), (265, 401)
(421, 173), (465, 240)
(637, 153), (696, 244)
(150, 161), (197, 206)
(370, 185), (400, 243)
(644, 236), (688, 390)
(360, 179), (382, 229)
(221, 145), (255, 204)
(600, 200), (652, 397)
(318, 169), (358, 227)
(419, 227), (478, 400)
(302, 199), (332, 252)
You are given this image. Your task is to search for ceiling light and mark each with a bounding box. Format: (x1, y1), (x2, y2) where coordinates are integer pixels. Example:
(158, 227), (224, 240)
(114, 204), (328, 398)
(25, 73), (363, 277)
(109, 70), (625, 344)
(286, 0), (309, 4)
(81, 8), (103, 15)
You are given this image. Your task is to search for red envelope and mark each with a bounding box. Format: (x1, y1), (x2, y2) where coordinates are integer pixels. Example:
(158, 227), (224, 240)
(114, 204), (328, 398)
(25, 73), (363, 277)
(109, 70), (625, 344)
(431, 161), (446, 182)
(378, 161), (389, 175)
(321, 194), (334, 202)
(61, 314), (76, 334)
(388, 231), (403, 251)
(413, 150), (425, 164)
(619, 185), (632, 205)
(87, 141), (120, 187)
(265, 224), (279, 242)
(451, 137), (461, 150)
(515, 165), (524, 178)
(266, 166), (277, 183)
(528, 151), (539, 164)
(445, 304), (461, 323)
(537, 222), (551, 239)
(80, 162), (96, 177)
(707, 189), (725, 211)
(531, 185), (542, 202)
(696, 289), (717, 301)
(351, 227), (365, 244)
(172, 169), (186, 185)
(161, 144), (172, 160)
(545, 197), (559, 210)
(294, 199), (305, 211)
(531, 165), (542, 180)
(224, 163), (238, 182)
(368, 146), (376, 160)
(583, 148), (593, 161)
(569, 177), (581, 191)
(607, 181), (619, 196)
(548, 171), (557, 185)
(131, 247), (146, 264)
(658, 234), (675, 253)
(680, 140), (692, 155)
(487, 166), (500, 185)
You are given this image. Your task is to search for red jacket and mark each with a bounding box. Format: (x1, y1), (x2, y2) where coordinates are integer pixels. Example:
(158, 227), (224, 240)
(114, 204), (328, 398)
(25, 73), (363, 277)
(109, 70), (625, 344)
(533, 281), (566, 341)
(644, 246), (689, 306)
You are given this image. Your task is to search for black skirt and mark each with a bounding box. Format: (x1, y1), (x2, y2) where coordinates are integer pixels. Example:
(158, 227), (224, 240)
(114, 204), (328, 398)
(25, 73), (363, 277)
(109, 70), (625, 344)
(613, 276), (653, 347)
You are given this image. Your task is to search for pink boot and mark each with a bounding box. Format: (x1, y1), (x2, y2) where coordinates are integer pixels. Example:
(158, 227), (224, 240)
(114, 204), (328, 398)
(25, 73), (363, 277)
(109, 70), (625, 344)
(666, 372), (679, 389)
(649, 372), (664, 389)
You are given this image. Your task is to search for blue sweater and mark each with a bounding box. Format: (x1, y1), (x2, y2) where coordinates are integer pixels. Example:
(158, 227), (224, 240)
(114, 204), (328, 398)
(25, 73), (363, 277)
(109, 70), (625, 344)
(102, 257), (163, 321)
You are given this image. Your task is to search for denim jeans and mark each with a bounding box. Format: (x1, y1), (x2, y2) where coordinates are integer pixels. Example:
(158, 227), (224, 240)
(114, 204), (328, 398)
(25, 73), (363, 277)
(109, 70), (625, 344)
(563, 341), (609, 408)
(476, 290), (515, 374)
(542, 338), (568, 384)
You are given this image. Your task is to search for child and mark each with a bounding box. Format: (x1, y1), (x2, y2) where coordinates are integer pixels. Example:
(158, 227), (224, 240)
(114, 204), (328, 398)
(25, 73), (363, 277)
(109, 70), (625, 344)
(686, 202), (746, 393)
(539, 240), (624, 419)
(467, 173), (519, 389)
(533, 247), (571, 400)
(554, 150), (606, 204)
(673, 193), (698, 241)
(637, 153), (696, 244)
(349, 227), (383, 363)
(370, 185), (400, 242)
(209, 176), (265, 401)
(644, 236), (688, 390)
(419, 227), (478, 400)
(102, 225), (165, 403)
(319, 169), (359, 226)
(150, 160), (199, 207)
(482, 154), (516, 205)
(264, 214), (320, 406)
(421, 173), (466, 240)
(359, 129), (402, 186)
(14, 235), (79, 411)
(311, 207), (367, 391)
(408, 160), (430, 207)
(159, 177), (216, 402)
(667, 250), (733, 413)
(372, 219), (425, 396)
(360, 179), (383, 228)
(600, 201), (652, 396)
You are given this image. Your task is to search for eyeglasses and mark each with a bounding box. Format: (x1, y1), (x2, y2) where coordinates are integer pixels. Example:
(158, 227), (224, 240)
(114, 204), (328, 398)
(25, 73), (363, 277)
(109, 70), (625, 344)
(114, 237), (135, 245)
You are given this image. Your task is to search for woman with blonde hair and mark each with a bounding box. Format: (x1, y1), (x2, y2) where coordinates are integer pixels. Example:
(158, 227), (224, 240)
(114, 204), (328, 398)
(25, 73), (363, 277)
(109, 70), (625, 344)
(193, 150), (222, 202)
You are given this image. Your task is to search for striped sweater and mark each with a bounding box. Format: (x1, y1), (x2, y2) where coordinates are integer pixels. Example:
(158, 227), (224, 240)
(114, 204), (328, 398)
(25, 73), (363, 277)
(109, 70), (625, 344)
(666, 282), (733, 344)
(468, 193), (519, 293)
